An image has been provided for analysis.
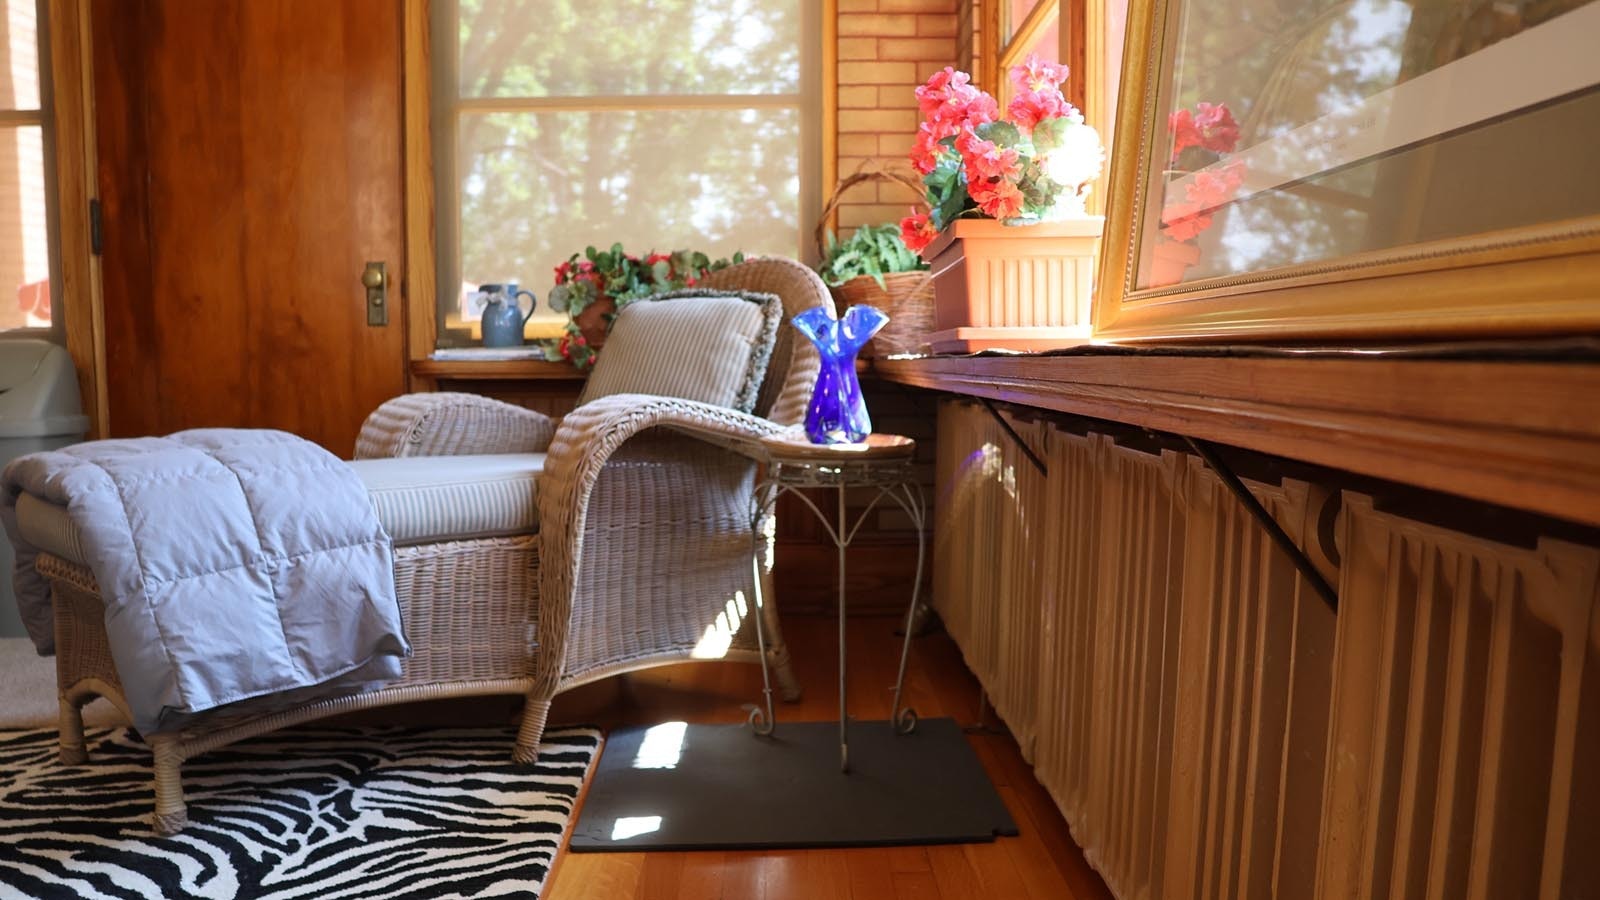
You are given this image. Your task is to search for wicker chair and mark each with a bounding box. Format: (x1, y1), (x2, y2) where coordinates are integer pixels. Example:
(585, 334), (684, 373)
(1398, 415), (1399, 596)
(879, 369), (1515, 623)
(24, 257), (828, 832)
(358, 256), (832, 758)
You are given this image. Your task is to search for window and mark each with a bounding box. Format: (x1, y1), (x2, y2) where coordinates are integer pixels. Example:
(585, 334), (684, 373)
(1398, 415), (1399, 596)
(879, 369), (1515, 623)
(984, 0), (1126, 209)
(1001, 1), (1064, 93)
(0, 0), (55, 331)
(431, 0), (822, 345)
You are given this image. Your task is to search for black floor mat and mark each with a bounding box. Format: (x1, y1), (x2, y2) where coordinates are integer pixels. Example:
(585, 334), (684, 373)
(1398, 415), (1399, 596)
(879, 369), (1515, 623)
(570, 717), (1018, 851)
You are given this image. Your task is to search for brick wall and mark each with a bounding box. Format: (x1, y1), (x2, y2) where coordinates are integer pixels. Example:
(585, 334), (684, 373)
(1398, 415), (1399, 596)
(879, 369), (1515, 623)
(832, 0), (963, 234)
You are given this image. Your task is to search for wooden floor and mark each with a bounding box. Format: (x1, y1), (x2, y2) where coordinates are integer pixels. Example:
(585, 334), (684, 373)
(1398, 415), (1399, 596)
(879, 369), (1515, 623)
(540, 614), (1114, 900)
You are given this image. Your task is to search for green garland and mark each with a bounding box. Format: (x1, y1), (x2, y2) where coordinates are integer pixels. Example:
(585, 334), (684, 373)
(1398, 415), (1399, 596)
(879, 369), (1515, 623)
(542, 244), (745, 370)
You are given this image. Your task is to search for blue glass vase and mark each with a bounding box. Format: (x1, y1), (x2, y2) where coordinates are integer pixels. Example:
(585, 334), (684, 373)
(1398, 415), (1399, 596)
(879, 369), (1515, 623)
(792, 305), (889, 444)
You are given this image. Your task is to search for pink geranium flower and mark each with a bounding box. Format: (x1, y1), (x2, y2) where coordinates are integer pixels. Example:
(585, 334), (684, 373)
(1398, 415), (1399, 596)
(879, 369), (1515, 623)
(1009, 54), (1070, 95)
(973, 180), (1025, 220)
(1169, 108), (1200, 161)
(1008, 89), (1071, 134)
(903, 58), (1104, 227)
(956, 128), (1021, 184)
(915, 67), (998, 129)
(1193, 102), (1240, 154)
(910, 120), (959, 174)
(1160, 200), (1211, 242)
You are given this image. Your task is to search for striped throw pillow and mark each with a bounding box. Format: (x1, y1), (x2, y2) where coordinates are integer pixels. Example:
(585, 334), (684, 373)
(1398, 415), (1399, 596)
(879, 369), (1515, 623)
(578, 289), (782, 413)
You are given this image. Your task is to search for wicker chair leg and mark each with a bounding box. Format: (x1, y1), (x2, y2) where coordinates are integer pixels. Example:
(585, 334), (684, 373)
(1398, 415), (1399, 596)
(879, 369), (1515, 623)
(758, 598), (803, 702)
(57, 697), (88, 765)
(767, 643), (803, 703)
(512, 694), (550, 764)
(150, 737), (189, 835)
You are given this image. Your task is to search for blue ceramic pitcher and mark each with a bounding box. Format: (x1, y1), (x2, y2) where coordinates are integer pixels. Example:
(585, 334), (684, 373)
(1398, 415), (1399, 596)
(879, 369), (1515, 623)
(477, 283), (537, 347)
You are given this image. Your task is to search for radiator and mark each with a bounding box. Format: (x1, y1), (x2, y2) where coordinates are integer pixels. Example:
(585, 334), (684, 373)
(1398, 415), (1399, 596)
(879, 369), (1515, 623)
(931, 406), (1048, 756)
(1162, 460), (1335, 900)
(932, 399), (1600, 900)
(1317, 495), (1600, 900)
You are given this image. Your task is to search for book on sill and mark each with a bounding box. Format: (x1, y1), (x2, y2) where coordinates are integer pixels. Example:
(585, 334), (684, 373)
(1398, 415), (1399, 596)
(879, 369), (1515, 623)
(430, 346), (549, 362)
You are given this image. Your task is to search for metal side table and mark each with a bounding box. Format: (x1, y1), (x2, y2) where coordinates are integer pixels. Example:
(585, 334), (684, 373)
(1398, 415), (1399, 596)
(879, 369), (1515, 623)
(745, 431), (927, 772)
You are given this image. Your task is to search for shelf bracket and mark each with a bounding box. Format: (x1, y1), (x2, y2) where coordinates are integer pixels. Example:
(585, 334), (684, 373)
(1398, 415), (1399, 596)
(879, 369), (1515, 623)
(1185, 436), (1340, 614)
(979, 398), (1047, 477)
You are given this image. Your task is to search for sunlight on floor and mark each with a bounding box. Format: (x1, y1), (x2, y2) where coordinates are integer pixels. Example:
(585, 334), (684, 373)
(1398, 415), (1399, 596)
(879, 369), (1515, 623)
(631, 721), (688, 770)
(609, 815), (663, 841)
(689, 591), (750, 659)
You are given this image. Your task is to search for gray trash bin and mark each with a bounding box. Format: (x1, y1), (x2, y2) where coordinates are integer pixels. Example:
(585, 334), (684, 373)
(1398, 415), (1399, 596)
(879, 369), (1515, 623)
(0, 339), (89, 638)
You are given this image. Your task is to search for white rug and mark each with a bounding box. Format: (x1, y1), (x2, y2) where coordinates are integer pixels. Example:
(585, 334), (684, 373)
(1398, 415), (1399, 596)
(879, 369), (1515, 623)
(0, 725), (600, 899)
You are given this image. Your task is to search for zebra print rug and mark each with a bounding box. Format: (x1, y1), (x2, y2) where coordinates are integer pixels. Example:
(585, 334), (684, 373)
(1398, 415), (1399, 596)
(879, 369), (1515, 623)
(0, 725), (601, 899)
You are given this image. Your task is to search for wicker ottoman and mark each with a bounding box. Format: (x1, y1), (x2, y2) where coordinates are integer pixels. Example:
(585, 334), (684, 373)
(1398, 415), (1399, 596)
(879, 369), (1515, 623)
(19, 450), (547, 834)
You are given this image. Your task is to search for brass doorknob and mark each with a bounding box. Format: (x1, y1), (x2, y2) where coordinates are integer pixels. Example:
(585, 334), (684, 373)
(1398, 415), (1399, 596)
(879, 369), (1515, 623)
(362, 261), (389, 326)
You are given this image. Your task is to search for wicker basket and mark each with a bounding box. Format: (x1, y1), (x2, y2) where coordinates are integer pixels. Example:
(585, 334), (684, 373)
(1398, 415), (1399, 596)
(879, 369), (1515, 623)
(816, 166), (934, 357)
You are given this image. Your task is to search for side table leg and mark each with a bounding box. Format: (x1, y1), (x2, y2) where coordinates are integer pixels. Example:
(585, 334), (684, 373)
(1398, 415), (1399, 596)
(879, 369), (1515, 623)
(837, 480), (849, 773)
(889, 481), (927, 735)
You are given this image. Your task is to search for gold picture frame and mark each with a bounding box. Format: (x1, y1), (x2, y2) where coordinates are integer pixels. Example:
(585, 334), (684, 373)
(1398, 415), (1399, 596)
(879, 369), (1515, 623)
(1093, 0), (1600, 342)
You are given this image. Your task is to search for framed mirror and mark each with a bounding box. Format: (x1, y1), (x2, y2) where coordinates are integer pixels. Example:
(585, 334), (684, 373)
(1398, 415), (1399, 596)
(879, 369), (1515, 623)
(1094, 0), (1600, 341)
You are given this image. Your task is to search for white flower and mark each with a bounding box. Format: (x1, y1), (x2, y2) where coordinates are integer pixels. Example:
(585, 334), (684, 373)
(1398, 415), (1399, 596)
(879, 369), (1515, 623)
(1044, 124), (1105, 190)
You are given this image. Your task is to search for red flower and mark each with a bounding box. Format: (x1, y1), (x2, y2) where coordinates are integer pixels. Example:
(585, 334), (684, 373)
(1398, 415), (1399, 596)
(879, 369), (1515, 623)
(1171, 103), (1240, 162)
(645, 252), (671, 266)
(1186, 164), (1245, 211)
(1008, 89), (1071, 134)
(956, 128), (1021, 184)
(1009, 54), (1071, 95)
(1169, 108), (1201, 162)
(973, 180), (1025, 220)
(914, 67), (998, 131)
(1193, 102), (1239, 154)
(557, 335), (572, 359)
(1160, 200), (1211, 242)
(900, 211), (939, 254)
(909, 120), (952, 174)
(1160, 161), (1246, 242)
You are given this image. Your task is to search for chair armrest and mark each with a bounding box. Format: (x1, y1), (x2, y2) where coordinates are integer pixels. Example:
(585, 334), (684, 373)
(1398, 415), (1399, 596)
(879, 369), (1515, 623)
(545, 393), (782, 473)
(532, 394), (783, 693)
(353, 392), (555, 459)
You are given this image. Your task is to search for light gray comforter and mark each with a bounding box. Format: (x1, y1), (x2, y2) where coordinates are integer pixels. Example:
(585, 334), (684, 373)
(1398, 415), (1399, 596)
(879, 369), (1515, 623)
(1, 429), (410, 734)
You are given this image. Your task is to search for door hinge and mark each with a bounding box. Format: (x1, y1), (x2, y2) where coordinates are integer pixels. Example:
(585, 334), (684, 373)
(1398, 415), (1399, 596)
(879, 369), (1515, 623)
(89, 198), (102, 256)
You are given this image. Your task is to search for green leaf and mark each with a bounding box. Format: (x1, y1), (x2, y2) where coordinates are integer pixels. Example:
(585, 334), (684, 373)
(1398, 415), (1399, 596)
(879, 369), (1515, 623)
(976, 120), (1023, 148)
(547, 283), (570, 313)
(815, 222), (929, 285)
(1032, 117), (1070, 154)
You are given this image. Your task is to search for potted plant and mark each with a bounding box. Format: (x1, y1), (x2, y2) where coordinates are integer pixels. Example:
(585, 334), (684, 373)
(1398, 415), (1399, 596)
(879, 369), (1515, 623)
(544, 244), (743, 369)
(816, 191), (932, 356)
(899, 56), (1106, 353)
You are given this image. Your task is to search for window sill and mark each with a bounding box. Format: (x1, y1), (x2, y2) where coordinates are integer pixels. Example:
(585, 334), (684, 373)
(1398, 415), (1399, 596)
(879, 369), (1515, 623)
(410, 358), (587, 381)
(872, 345), (1600, 528)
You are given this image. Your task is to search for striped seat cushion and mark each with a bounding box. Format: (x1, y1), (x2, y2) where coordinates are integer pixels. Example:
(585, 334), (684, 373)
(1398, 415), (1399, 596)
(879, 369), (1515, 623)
(577, 289), (782, 413)
(346, 454), (544, 546)
(17, 454), (546, 562)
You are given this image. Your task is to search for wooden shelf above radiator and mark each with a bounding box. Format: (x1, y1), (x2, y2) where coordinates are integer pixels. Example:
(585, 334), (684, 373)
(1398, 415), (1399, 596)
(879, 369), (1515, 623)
(872, 351), (1600, 529)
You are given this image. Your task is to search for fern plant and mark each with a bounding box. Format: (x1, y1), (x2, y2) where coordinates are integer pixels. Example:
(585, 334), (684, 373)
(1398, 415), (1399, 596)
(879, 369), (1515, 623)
(817, 223), (929, 288)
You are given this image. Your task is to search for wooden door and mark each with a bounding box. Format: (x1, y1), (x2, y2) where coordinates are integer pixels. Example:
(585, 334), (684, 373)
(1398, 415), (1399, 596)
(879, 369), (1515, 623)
(93, 0), (407, 455)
